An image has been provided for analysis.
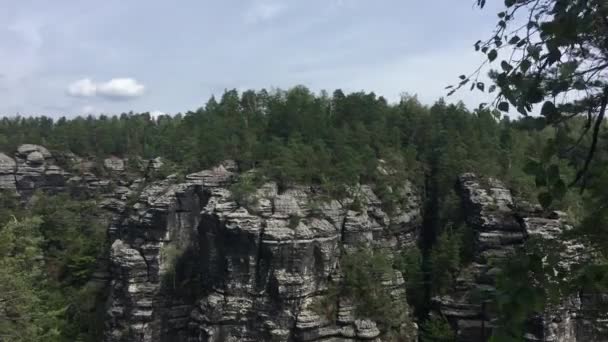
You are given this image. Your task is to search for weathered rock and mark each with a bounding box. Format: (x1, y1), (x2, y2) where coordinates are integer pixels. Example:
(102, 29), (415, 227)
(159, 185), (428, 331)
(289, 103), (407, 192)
(435, 173), (607, 342)
(104, 157), (126, 172)
(10, 144), (71, 197)
(0, 152), (16, 190)
(150, 157), (163, 170)
(103, 165), (421, 341)
(17, 144), (51, 159)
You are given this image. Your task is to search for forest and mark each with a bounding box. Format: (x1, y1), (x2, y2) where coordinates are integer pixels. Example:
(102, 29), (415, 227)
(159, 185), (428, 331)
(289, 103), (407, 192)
(1, 87), (606, 341)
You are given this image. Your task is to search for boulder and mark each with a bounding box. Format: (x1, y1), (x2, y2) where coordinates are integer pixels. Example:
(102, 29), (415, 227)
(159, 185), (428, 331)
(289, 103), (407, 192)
(104, 157), (125, 172)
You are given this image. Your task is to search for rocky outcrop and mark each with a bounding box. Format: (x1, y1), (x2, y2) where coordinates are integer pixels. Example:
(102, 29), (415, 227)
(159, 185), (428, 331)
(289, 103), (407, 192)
(0, 152), (16, 190)
(103, 162), (422, 342)
(0, 144), (68, 197)
(104, 156), (126, 172)
(4, 143), (608, 341)
(436, 173), (608, 341)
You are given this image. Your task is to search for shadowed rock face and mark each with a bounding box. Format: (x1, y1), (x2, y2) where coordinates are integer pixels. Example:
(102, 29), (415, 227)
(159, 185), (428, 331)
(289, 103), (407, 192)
(436, 173), (607, 342)
(104, 161), (422, 342)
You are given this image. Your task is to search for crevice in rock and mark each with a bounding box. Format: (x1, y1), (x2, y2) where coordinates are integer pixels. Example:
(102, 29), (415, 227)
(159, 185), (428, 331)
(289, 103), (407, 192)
(135, 246), (153, 282)
(253, 220), (267, 291)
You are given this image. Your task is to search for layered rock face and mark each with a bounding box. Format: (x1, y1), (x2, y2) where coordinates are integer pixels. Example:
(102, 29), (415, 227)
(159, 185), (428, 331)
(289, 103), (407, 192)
(0, 144), (133, 198)
(0, 144), (420, 341)
(6, 143), (604, 341)
(104, 162), (422, 342)
(436, 173), (608, 341)
(0, 144), (67, 196)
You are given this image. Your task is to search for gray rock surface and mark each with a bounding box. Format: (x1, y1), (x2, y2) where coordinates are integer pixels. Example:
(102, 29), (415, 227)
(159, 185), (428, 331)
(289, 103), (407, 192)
(435, 173), (607, 342)
(104, 157), (126, 172)
(4, 143), (604, 342)
(0, 152), (16, 190)
(102, 163), (421, 342)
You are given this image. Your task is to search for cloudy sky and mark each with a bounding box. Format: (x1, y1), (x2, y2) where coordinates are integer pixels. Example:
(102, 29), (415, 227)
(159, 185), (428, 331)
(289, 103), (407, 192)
(1, 0), (502, 117)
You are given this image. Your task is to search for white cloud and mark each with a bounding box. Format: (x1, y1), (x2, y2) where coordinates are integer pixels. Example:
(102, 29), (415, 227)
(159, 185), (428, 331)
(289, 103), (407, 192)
(67, 78), (97, 97)
(97, 78), (145, 99)
(244, 1), (287, 23)
(66, 77), (145, 100)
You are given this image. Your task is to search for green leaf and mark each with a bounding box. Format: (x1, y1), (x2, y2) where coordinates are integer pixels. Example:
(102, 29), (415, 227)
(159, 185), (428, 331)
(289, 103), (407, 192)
(498, 101), (510, 112)
(538, 192), (553, 209)
(488, 49), (498, 62)
(541, 101), (560, 122)
(477, 82), (485, 92)
(505, 0), (516, 7)
(547, 47), (562, 65)
(528, 45), (541, 61)
(520, 59), (532, 72)
(516, 39), (527, 48)
(501, 60), (513, 72)
(517, 105), (528, 116)
(508, 36), (520, 44)
(459, 75), (467, 80)
(489, 85), (497, 93)
(527, 86), (544, 104)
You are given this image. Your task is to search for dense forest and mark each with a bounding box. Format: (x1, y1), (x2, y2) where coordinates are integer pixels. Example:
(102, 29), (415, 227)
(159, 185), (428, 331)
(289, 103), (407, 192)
(1, 87), (606, 341)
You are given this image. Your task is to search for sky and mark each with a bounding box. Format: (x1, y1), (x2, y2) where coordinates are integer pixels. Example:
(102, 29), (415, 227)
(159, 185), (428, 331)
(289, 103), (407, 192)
(0, 0), (503, 117)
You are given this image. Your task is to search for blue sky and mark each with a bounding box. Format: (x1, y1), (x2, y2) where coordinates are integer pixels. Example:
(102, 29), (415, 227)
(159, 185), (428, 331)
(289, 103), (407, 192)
(1, 0), (502, 117)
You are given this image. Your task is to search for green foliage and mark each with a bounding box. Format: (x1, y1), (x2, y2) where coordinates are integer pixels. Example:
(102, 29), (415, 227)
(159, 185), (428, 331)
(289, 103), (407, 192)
(229, 172), (264, 209)
(420, 313), (456, 342)
(0, 194), (107, 341)
(340, 247), (405, 331)
(488, 236), (574, 341)
(429, 227), (463, 295)
(395, 247), (426, 311)
(0, 217), (48, 342)
(310, 283), (340, 322)
(288, 214), (301, 229)
(466, 0), (608, 191)
(29, 193), (108, 286)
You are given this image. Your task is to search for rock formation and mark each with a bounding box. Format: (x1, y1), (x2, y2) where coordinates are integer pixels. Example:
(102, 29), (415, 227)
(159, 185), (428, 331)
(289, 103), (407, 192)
(2, 143), (606, 342)
(104, 161), (421, 341)
(435, 173), (608, 341)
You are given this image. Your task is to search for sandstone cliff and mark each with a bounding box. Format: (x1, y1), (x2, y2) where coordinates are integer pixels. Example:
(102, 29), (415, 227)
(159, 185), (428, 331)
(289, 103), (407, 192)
(104, 160), (421, 341)
(2, 144), (606, 342)
(435, 173), (608, 341)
